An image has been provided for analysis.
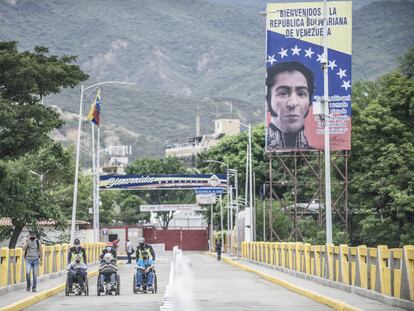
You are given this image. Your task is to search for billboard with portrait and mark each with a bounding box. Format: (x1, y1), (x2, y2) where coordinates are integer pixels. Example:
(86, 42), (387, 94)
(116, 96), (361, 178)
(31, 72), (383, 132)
(265, 1), (352, 152)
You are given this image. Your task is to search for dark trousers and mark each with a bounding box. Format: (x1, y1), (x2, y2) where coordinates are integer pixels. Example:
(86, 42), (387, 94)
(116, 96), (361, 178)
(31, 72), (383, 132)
(127, 252), (132, 264)
(68, 270), (86, 289)
(216, 249), (221, 260)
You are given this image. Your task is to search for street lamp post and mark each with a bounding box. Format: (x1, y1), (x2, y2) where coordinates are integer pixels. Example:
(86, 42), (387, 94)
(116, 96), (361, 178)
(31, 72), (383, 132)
(322, 0), (333, 244)
(204, 160), (240, 257)
(204, 160), (230, 252)
(228, 168), (239, 258)
(228, 120), (254, 242)
(219, 194), (224, 251)
(30, 170), (45, 189)
(248, 123), (254, 242)
(70, 81), (135, 245)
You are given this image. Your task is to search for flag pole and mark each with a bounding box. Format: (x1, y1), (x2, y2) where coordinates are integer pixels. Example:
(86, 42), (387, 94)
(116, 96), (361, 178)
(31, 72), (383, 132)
(70, 84), (84, 245)
(71, 81), (135, 245)
(92, 123), (96, 242)
(96, 125), (100, 242)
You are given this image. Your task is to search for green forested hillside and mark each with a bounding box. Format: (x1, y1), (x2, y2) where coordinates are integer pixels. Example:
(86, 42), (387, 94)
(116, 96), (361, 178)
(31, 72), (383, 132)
(0, 0), (413, 160)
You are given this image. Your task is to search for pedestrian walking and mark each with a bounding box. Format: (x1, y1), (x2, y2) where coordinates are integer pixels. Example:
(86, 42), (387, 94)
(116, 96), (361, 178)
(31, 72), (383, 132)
(126, 239), (134, 264)
(215, 239), (222, 261)
(22, 231), (43, 292)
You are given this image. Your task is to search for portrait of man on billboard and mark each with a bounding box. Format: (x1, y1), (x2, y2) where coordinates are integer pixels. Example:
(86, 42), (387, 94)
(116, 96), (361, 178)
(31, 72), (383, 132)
(266, 61), (315, 151)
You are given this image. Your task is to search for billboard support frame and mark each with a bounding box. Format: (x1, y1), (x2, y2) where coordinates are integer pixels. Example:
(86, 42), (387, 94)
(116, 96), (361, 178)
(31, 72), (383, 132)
(266, 151), (349, 241)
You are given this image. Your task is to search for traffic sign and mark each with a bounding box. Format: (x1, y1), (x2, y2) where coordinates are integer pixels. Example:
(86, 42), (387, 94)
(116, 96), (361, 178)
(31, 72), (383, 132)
(140, 204), (199, 212)
(195, 187), (224, 194)
(196, 194), (217, 205)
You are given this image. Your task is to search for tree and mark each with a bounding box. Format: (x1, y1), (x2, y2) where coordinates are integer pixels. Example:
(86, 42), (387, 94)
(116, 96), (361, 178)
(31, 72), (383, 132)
(197, 124), (267, 200)
(0, 41), (87, 247)
(398, 48), (414, 78)
(52, 174), (93, 223)
(350, 61), (414, 246)
(0, 41), (88, 158)
(118, 194), (149, 225)
(0, 42), (88, 104)
(0, 98), (63, 158)
(126, 157), (194, 229)
(0, 143), (72, 248)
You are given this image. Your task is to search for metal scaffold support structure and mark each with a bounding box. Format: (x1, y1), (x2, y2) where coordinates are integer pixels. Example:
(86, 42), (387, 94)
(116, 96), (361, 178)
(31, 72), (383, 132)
(266, 151), (349, 242)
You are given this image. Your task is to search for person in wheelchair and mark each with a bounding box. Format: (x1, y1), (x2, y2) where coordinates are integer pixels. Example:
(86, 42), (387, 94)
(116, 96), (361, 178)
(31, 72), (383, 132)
(67, 254), (87, 293)
(98, 253), (118, 292)
(135, 249), (155, 293)
(100, 242), (117, 262)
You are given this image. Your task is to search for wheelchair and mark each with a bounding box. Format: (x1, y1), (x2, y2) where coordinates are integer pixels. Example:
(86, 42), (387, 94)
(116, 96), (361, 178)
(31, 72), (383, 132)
(97, 271), (120, 296)
(133, 267), (157, 294)
(65, 271), (89, 296)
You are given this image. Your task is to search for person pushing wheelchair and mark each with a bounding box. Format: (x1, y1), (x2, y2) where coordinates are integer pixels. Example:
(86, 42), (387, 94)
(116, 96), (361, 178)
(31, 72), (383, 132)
(135, 237), (155, 293)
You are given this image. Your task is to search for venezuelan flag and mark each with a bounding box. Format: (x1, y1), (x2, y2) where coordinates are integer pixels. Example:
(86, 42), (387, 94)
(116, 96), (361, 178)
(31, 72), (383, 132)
(87, 89), (101, 126)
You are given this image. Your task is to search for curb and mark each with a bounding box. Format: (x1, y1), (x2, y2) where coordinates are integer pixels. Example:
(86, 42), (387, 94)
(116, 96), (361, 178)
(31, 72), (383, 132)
(0, 270), (99, 311)
(205, 252), (361, 311)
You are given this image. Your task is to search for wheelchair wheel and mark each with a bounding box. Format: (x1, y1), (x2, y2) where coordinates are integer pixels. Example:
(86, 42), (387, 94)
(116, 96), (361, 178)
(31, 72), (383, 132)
(116, 274), (121, 295)
(97, 281), (101, 296)
(65, 276), (70, 296)
(154, 273), (157, 294)
(133, 275), (137, 294)
(85, 278), (89, 296)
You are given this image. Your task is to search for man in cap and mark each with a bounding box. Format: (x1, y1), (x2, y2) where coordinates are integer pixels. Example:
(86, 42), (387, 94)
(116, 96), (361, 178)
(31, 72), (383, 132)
(68, 238), (87, 265)
(135, 237), (156, 292)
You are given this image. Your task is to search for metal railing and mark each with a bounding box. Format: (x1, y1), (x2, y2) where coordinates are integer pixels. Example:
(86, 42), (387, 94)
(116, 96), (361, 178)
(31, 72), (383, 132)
(0, 242), (105, 288)
(241, 241), (414, 301)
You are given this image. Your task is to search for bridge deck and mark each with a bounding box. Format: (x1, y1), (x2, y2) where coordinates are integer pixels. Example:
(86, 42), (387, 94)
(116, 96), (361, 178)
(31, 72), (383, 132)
(232, 256), (406, 311)
(0, 252), (409, 310)
(190, 252), (331, 310)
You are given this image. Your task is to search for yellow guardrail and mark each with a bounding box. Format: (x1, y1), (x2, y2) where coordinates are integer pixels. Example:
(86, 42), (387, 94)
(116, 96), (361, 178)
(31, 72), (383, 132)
(241, 241), (414, 301)
(0, 242), (105, 288)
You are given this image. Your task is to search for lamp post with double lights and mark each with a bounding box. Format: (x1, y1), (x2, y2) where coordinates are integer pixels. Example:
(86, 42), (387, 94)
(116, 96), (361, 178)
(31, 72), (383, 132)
(203, 160), (229, 253)
(204, 160), (239, 257)
(70, 81), (135, 245)
(30, 170), (45, 188)
(228, 120), (254, 242)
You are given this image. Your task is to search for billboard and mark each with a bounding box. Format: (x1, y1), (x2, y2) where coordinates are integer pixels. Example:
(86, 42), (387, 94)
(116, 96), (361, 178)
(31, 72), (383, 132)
(99, 174), (227, 190)
(265, 1), (352, 152)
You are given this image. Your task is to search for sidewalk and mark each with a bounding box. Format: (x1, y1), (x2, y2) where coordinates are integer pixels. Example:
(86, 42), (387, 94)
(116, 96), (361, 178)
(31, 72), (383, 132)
(0, 264), (99, 310)
(0, 272), (67, 308)
(219, 254), (411, 311)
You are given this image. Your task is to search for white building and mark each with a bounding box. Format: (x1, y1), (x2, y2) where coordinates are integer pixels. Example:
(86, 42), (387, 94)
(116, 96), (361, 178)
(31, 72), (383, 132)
(150, 210), (207, 229)
(165, 115), (241, 162)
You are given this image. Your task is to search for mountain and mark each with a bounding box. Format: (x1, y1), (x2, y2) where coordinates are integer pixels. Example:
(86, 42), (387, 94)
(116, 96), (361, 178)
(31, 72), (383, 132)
(0, 0), (413, 161)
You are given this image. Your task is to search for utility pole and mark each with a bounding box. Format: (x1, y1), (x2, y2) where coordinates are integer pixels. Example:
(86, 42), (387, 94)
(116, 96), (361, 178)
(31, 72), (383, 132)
(323, 0), (333, 244)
